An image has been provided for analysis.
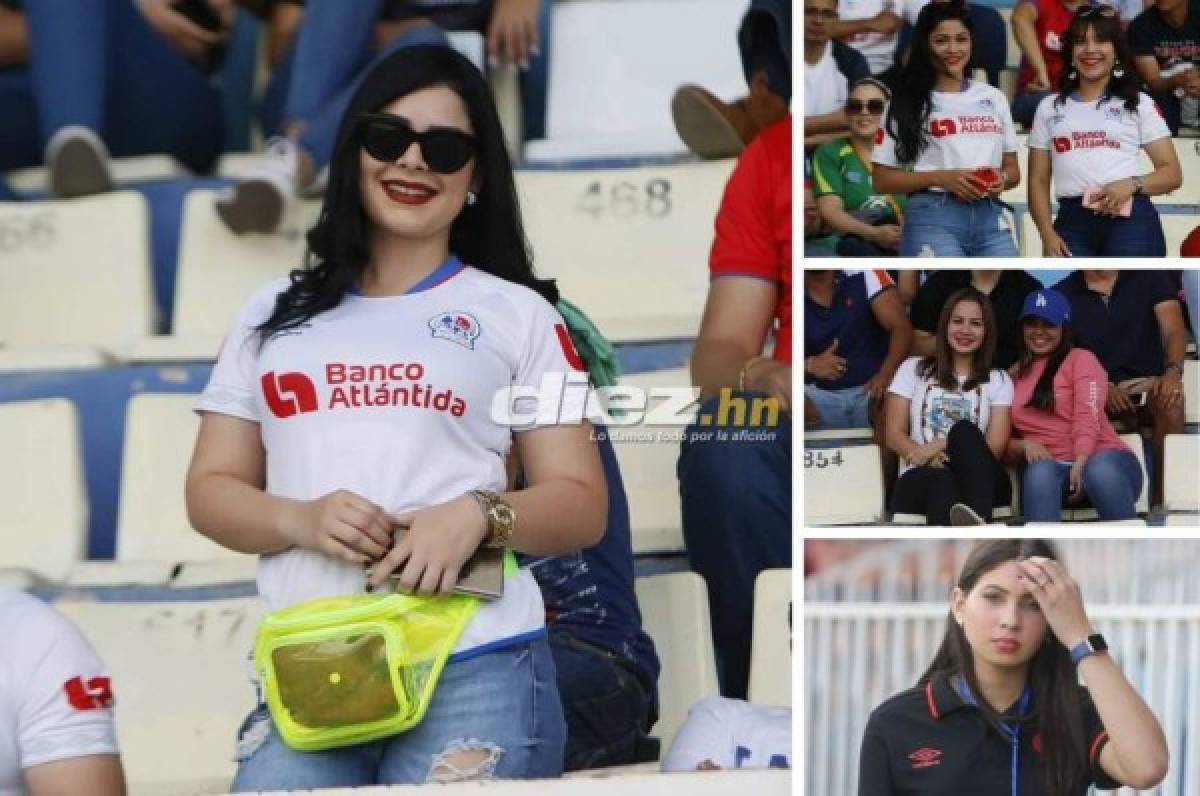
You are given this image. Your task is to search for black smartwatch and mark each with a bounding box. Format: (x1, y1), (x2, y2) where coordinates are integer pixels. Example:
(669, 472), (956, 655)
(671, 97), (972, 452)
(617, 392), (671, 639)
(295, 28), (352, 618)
(1069, 633), (1108, 666)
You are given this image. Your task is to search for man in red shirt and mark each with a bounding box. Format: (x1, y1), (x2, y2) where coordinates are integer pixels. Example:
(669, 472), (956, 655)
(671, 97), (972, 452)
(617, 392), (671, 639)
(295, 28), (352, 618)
(677, 115), (791, 699)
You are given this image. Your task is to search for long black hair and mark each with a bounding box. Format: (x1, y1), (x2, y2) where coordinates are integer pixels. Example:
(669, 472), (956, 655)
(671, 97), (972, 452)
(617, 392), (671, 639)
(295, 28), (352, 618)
(1054, 8), (1141, 113)
(258, 44), (558, 340)
(920, 539), (1089, 796)
(886, 1), (973, 164)
(1016, 319), (1075, 412)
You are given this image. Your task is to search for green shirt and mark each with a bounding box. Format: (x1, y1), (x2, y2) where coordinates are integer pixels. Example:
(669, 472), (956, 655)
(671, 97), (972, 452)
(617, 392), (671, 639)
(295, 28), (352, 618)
(811, 138), (905, 225)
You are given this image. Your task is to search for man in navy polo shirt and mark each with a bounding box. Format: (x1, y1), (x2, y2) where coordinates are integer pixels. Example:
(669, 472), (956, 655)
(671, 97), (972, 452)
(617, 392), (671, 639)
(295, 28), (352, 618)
(1053, 270), (1189, 509)
(803, 269), (912, 431)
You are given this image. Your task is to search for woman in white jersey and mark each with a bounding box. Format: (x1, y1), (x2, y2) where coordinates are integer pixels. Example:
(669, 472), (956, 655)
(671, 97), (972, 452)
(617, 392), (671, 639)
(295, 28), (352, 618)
(185, 45), (606, 789)
(1027, 7), (1182, 257)
(873, 0), (1021, 257)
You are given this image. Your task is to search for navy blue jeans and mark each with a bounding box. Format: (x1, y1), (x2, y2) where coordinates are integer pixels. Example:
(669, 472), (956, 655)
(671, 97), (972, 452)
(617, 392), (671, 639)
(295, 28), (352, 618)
(1012, 90), (1051, 128)
(0, 0), (223, 173)
(1053, 195), (1166, 257)
(677, 392), (791, 699)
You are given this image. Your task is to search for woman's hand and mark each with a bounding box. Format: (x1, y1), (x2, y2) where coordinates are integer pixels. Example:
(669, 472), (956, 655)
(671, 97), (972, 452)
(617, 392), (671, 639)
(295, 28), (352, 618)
(487, 0), (539, 68)
(1022, 440), (1053, 463)
(906, 439), (945, 467)
(870, 224), (902, 251)
(937, 170), (986, 202)
(138, 0), (228, 63)
(366, 494), (489, 594)
(1041, 229), (1072, 258)
(278, 489), (393, 564)
(1017, 556), (1093, 649)
(1067, 459), (1086, 504)
(1091, 178), (1136, 217)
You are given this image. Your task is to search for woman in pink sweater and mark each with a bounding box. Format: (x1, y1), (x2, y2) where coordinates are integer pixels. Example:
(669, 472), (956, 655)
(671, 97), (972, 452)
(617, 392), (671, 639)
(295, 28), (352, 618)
(1006, 289), (1142, 522)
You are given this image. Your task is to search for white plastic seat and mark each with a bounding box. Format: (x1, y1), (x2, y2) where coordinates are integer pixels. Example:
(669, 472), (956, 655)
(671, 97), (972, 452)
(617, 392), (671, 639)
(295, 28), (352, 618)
(804, 427), (874, 442)
(0, 192), (155, 358)
(804, 444), (885, 526)
(517, 159), (734, 342)
(634, 572), (720, 752)
(524, 0), (745, 161)
(4, 154), (185, 194)
(1163, 434), (1200, 512)
(55, 596), (263, 791)
(0, 399), (87, 580)
(609, 369), (693, 554)
(116, 393), (250, 563)
(748, 568), (791, 707)
(1184, 359), (1199, 425)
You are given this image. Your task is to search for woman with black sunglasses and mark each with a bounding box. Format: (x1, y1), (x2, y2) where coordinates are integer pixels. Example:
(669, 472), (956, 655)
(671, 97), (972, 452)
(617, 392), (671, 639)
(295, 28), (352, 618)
(811, 78), (907, 256)
(1027, 7), (1183, 257)
(187, 44), (607, 789)
(872, 0), (1022, 257)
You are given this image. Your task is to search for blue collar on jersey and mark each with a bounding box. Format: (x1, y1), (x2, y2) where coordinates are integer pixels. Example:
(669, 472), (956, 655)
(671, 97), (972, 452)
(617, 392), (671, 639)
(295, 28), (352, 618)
(956, 676), (1032, 796)
(348, 255), (465, 296)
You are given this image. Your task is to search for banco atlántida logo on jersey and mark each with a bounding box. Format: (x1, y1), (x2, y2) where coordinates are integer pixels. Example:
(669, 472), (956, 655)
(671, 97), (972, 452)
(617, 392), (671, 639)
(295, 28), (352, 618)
(261, 362), (467, 420)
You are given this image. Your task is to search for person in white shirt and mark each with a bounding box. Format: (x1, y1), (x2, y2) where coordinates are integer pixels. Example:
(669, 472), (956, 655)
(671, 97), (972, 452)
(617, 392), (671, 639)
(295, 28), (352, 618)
(186, 45), (607, 790)
(0, 590), (125, 796)
(872, 1), (1022, 256)
(1028, 6), (1182, 257)
(885, 287), (1014, 526)
(832, 0), (927, 75)
(661, 697), (791, 772)
(805, 0), (872, 148)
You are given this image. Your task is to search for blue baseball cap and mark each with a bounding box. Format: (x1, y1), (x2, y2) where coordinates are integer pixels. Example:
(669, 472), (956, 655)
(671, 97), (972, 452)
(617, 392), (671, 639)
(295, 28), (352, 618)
(1020, 288), (1071, 326)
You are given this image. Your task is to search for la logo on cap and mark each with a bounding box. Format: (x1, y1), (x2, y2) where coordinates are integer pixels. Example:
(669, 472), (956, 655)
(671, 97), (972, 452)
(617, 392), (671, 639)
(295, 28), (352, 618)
(1036, 293), (1047, 307)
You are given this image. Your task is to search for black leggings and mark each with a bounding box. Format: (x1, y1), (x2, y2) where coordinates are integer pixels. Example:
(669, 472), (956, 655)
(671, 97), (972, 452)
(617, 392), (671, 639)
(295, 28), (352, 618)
(891, 420), (1012, 525)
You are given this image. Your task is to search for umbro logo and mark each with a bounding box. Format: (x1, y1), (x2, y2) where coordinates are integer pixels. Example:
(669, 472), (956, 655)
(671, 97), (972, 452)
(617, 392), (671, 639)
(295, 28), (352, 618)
(908, 747), (943, 769)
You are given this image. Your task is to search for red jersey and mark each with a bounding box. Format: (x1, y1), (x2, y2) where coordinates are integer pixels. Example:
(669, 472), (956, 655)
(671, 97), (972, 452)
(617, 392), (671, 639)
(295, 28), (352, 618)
(1017, 0), (1077, 94)
(709, 116), (793, 363)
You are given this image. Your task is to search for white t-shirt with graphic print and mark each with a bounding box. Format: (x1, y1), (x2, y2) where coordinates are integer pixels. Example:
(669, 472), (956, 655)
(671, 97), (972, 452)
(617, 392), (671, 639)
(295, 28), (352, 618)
(196, 266), (589, 656)
(874, 80), (1018, 181)
(1028, 92), (1171, 199)
(887, 356), (1014, 475)
(662, 697), (791, 773)
(0, 591), (118, 795)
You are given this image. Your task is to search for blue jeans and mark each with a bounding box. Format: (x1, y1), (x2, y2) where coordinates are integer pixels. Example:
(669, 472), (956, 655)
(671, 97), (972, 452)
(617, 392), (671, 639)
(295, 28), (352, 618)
(230, 636), (565, 790)
(677, 393), (791, 699)
(900, 191), (1018, 257)
(1183, 268), (1199, 338)
(1012, 90), (1051, 128)
(0, 0), (223, 173)
(1054, 195), (1166, 257)
(549, 632), (656, 771)
(804, 384), (870, 430)
(258, 1), (451, 170)
(1021, 448), (1143, 522)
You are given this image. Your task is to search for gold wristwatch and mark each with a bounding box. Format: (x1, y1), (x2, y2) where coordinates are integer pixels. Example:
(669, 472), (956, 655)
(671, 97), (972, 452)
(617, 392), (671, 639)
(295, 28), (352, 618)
(470, 490), (516, 548)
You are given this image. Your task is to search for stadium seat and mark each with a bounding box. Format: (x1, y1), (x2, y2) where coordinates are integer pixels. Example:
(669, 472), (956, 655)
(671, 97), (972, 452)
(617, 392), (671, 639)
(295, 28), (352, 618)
(0, 192), (155, 358)
(804, 427), (874, 443)
(0, 399), (87, 580)
(1186, 360), (1199, 425)
(1018, 211), (1041, 257)
(3, 154), (186, 195)
(1163, 434), (1200, 513)
(748, 568), (791, 708)
(1173, 139), (1200, 199)
(116, 393), (251, 563)
(804, 444), (885, 525)
(517, 160), (734, 342)
(56, 595), (263, 791)
(1061, 433), (1148, 520)
(634, 572), (720, 752)
(524, 0), (745, 161)
(609, 368), (693, 554)
(132, 189), (321, 362)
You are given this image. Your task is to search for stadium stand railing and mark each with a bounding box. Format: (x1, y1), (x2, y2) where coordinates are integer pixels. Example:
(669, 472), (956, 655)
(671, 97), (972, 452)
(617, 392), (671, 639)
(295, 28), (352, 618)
(805, 601), (1200, 796)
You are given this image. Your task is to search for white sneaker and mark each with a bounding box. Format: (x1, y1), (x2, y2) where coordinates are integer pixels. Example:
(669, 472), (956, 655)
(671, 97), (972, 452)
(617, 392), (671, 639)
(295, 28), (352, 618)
(949, 503), (986, 526)
(45, 125), (113, 199)
(216, 137), (300, 234)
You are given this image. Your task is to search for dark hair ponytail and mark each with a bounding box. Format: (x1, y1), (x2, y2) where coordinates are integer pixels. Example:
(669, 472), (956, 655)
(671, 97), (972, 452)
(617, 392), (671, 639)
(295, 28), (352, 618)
(887, 1), (973, 164)
(921, 539), (1089, 796)
(258, 45), (558, 341)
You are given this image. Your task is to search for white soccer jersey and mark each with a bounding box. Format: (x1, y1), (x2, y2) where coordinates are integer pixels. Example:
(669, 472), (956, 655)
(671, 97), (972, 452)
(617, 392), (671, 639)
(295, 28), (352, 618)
(662, 698), (792, 772)
(0, 591), (118, 795)
(838, 0), (928, 74)
(1028, 92), (1171, 199)
(874, 81), (1018, 181)
(196, 260), (590, 655)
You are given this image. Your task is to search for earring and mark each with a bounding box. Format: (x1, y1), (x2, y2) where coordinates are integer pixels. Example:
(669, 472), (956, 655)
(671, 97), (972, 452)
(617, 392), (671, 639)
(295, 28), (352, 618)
(1067, 68), (1078, 80)
(465, 191), (477, 206)
(1112, 63), (1125, 78)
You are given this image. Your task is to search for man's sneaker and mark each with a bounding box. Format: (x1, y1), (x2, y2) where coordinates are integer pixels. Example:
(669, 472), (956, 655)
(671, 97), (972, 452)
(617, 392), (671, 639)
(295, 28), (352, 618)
(46, 126), (113, 199)
(949, 503), (987, 526)
(215, 137), (301, 234)
(670, 71), (788, 160)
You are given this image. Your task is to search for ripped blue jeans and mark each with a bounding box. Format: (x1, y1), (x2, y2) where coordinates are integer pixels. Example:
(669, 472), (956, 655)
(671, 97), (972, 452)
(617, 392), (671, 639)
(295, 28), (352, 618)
(230, 634), (565, 790)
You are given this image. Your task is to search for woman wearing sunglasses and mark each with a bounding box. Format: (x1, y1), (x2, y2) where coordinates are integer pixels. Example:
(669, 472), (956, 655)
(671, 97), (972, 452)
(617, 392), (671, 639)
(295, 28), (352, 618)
(187, 44), (607, 789)
(1027, 7), (1182, 257)
(811, 78), (907, 257)
(872, 1), (1021, 257)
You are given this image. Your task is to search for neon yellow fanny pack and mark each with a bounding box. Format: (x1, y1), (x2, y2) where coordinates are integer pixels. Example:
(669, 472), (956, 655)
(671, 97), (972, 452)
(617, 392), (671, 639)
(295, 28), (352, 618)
(253, 587), (488, 751)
